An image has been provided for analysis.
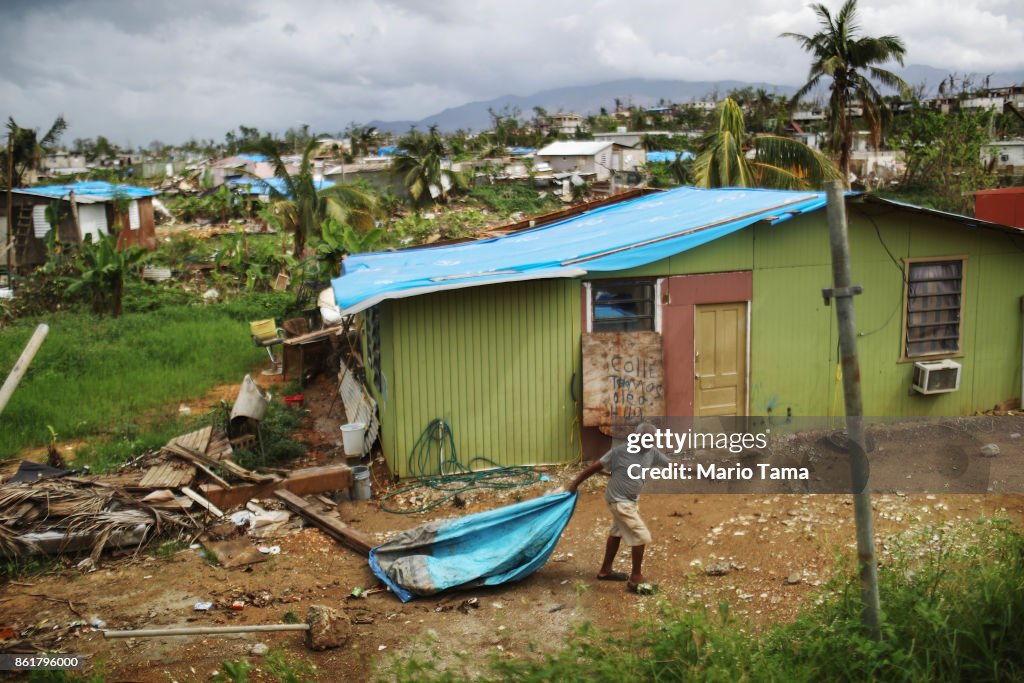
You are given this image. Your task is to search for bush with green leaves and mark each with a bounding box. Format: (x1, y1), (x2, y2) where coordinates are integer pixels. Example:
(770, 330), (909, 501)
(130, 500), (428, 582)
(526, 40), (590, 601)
(468, 183), (559, 216)
(66, 232), (149, 317)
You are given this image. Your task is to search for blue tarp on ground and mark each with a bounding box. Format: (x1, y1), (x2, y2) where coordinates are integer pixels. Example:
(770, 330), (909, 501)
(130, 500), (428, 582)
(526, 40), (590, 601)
(331, 186), (828, 314)
(13, 181), (158, 201)
(369, 492), (577, 602)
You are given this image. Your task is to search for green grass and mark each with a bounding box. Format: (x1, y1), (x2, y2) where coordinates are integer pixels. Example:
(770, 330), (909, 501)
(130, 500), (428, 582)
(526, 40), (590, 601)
(387, 518), (1024, 682)
(468, 184), (559, 216)
(0, 291), (297, 463)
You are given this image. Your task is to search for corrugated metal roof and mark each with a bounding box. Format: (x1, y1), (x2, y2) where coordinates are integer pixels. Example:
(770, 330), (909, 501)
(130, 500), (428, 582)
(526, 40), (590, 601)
(535, 141), (614, 157)
(331, 186), (829, 315)
(13, 181), (157, 203)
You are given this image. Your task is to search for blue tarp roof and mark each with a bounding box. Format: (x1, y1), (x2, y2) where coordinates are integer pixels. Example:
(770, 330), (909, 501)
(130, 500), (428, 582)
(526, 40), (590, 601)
(646, 150), (695, 163)
(237, 153), (269, 163)
(331, 186), (828, 314)
(226, 176), (336, 197)
(13, 181), (158, 202)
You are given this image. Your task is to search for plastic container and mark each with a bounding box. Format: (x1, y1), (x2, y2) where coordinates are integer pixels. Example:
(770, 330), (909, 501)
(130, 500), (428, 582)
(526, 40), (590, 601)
(283, 394), (305, 408)
(340, 422), (366, 456)
(351, 465), (372, 500)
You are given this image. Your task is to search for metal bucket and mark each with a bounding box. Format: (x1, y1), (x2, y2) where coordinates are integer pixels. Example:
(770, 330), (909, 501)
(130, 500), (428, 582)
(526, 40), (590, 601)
(351, 465), (372, 500)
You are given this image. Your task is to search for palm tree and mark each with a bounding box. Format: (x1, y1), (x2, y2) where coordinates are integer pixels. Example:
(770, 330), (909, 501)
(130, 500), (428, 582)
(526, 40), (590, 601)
(693, 98), (840, 189)
(2, 116), (67, 187)
(782, 0), (909, 184)
(391, 126), (464, 208)
(246, 137), (377, 259)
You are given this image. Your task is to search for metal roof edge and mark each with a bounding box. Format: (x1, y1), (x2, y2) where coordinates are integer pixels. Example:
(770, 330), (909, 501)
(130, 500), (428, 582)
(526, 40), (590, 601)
(859, 195), (1024, 234)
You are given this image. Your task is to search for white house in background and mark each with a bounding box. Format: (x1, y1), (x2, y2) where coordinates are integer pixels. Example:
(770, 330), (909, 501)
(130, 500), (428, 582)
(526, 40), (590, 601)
(548, 113), (585, 136)
(534, 141), (646, 181)
(983, 140), (1024, 173)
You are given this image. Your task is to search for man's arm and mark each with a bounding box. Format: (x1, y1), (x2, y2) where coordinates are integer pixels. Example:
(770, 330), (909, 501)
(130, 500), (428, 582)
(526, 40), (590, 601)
(565, 459), (605, 494)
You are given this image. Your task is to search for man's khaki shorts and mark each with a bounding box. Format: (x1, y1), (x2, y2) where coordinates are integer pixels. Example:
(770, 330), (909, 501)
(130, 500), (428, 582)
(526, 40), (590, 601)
(607, 499), (652, 546)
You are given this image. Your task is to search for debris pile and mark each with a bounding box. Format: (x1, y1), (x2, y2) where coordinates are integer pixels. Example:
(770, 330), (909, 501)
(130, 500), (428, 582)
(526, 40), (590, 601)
(0, 479), (196, 562)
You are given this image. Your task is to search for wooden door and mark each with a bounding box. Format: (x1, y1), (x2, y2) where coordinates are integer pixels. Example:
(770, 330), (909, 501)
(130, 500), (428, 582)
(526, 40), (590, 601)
(694, 302), (747, 416)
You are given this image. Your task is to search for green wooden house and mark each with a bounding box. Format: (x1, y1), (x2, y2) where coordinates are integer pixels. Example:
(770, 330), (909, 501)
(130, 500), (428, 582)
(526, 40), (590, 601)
(331, 187), (1024, 475)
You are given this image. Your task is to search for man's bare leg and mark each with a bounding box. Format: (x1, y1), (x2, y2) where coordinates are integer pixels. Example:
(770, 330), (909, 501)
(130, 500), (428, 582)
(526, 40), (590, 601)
(630, 544), (645, 585)
(597, 535), (621, 577)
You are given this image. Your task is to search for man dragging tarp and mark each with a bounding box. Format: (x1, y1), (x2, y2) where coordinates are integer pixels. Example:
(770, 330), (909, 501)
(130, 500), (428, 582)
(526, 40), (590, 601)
(566, 422), (667, 595)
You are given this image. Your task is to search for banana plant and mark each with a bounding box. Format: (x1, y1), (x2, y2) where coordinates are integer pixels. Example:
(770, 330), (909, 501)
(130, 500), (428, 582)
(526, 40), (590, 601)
(66, 232), (148, 317)
(315, 217), (385, 277)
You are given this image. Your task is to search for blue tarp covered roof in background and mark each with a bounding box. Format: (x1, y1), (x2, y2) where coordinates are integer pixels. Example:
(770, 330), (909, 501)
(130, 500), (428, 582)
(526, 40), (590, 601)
(236, 153), (269, 163)
(331, 186), (829, 314)
(226, 176), (336, 197)
(646, 150), (696, 163)
(13, 181), (158, 202)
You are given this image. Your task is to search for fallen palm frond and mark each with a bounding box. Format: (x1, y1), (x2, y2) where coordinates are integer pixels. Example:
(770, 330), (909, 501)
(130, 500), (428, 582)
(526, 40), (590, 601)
(0, 478), (198, 560)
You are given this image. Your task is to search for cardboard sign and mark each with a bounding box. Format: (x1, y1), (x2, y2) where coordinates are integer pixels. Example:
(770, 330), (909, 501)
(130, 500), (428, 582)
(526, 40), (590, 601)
(582, 331), (665, 433)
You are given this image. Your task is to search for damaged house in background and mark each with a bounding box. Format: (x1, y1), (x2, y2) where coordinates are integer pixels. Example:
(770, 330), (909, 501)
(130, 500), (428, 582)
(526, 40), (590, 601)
(328, 185), (1024, 474)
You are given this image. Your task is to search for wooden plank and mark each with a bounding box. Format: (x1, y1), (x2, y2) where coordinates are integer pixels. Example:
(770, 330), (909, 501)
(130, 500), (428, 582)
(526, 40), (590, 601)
(199, 464), (352, 511)
(581, 331), (664, 433)
(181, 486), (225, 518)
(164, 445), (231, 489)
(200, 535), (266, 569)
(206, 429), (233, 462)
(274, 489), (373, 556)
(138, 461), (196, 489)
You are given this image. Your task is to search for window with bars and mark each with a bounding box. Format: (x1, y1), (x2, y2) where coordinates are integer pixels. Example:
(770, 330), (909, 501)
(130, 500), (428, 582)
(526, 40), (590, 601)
(363, 305), (383, 393)
(903, 258), (965, 359)
(591, 280), (656, 333)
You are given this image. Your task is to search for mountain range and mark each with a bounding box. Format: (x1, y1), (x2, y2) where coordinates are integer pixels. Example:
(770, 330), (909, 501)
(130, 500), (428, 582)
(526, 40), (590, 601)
(367, 64), (1024, 134)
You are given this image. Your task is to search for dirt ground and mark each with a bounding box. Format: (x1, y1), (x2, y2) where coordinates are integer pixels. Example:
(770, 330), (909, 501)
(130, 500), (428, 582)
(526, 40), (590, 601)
(2, 374), (1023, 682)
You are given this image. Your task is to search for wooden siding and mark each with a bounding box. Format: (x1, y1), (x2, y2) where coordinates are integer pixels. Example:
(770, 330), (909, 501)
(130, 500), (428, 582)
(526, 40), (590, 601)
(376, 279), (582, 476)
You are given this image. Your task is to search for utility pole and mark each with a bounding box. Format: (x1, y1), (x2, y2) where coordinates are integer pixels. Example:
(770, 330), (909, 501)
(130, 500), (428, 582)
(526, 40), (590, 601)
(5, 131), (13, 280)
(822, 180), (882, 639)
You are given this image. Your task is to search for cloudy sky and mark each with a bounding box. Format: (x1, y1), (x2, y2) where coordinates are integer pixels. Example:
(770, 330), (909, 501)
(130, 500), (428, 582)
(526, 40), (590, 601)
(2, 0), (1022, 145)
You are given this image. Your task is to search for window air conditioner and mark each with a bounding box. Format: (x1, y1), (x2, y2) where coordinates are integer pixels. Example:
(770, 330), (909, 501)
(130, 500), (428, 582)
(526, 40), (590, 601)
(912, 359), (961, 395)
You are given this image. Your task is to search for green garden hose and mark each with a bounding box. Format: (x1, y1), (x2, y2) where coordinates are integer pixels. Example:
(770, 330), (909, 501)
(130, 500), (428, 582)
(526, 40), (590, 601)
(379, 419), (544, 514)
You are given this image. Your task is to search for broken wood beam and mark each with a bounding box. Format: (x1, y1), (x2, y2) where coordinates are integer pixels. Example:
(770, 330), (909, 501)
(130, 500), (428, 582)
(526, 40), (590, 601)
(181, 487), (225, 518)
(164, 444), (232, 489)
(200, 463), (352, 510)
(274, 489), (373, 556)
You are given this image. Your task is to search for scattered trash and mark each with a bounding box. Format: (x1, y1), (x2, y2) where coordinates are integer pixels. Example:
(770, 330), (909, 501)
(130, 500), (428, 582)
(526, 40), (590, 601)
(258, 545), (281, 555)
(980, 443), (1001, 458)
(704, 562), (731, 576)
(194, 602), (213, 611)
(349, 587), (365, 599)
(283, 395), (305, 408)
(178, 404), (192, 415)
(231, 600), (245, 611)
(89, 616), (106, 629)
(250, 642), (269, 656)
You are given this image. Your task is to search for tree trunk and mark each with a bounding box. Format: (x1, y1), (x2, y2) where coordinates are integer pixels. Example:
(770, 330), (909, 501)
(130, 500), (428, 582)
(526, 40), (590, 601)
(113, 277), (123, 318)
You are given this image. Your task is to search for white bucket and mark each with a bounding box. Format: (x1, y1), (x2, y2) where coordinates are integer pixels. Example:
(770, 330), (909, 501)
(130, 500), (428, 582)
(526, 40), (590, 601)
(340, 422), (366, 456)
(351, 465), (372, 500)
